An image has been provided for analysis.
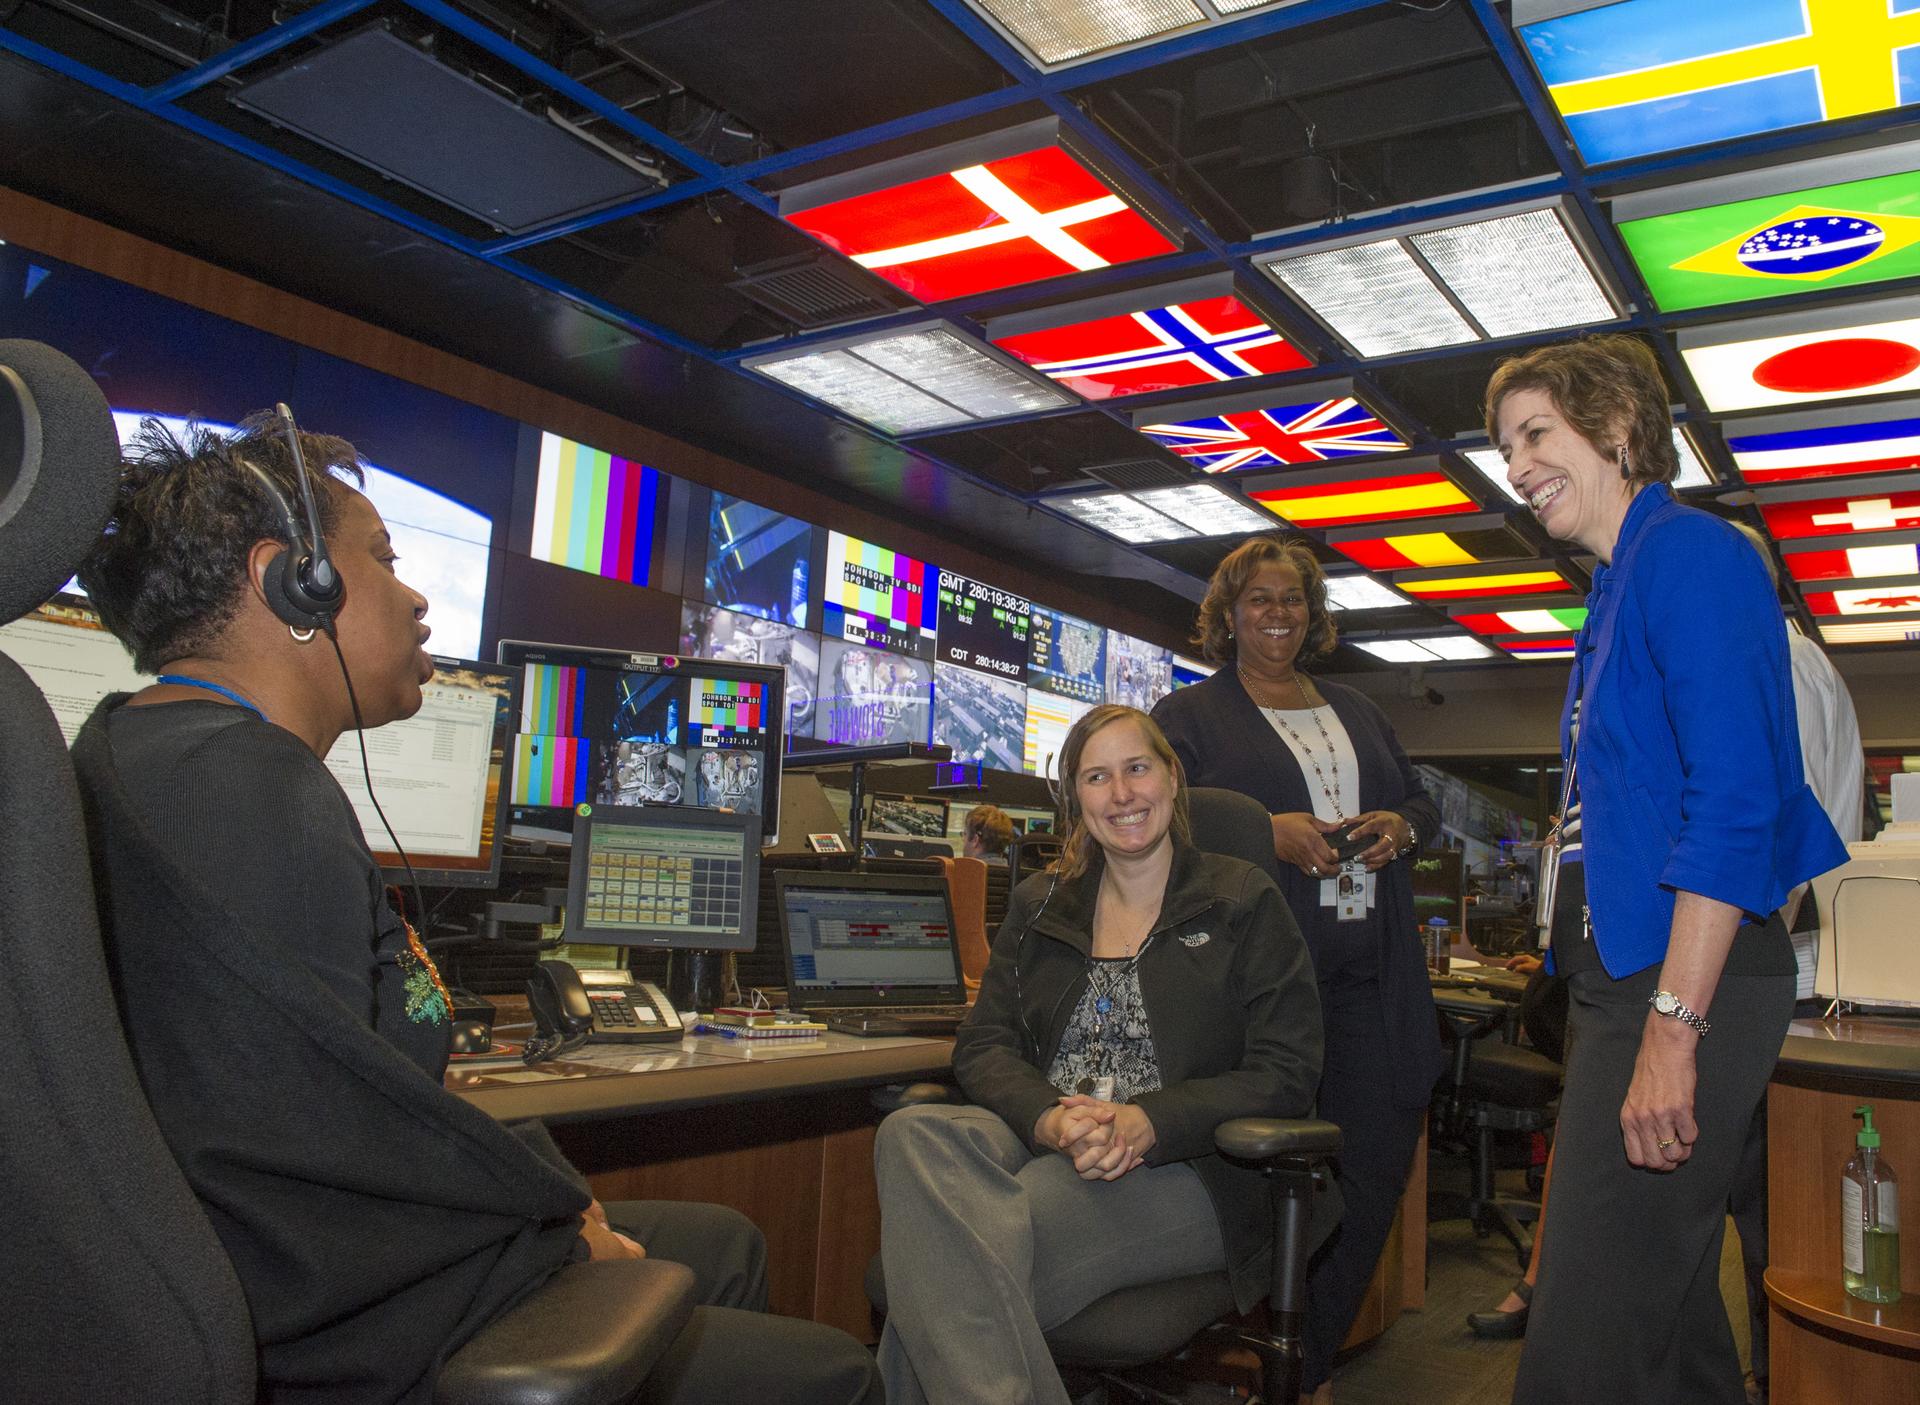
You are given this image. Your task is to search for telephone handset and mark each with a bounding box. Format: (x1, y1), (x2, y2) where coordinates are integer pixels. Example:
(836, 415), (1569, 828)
(527, 959), (685, 1044)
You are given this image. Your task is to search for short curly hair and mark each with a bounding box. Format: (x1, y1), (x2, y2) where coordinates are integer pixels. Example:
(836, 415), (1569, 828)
(78, 413), (364, 672)
(1192, 535), (1336, 665)
(1483, 334), (1676, 490)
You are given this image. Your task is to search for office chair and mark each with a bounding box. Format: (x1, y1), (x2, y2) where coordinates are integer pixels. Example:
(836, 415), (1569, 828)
(872, 787), (1341, 1403)
(0, 340), (694, 1405)
(935, 853), (991, 991)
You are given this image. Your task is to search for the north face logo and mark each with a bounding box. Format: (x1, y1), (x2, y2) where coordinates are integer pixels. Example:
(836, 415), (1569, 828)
(1179, 932), (1211, 947)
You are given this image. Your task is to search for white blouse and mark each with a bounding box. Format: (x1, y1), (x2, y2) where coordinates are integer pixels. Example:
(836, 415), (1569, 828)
(1257, 702), (1375, 910)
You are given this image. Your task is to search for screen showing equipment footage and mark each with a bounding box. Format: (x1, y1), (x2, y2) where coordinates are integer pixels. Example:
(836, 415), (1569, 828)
(814, 638), (933, 747)
(1106, 633), (1174, 712)
(822, 531), (937, 658)
(499, 640), (786, 846)
(936, 570), (1031, 680)
(680, 601), (820, 738)
(1027, 605), (1108, 704)
(932, 661), (1028, 773)
(703, 493), (815, 628)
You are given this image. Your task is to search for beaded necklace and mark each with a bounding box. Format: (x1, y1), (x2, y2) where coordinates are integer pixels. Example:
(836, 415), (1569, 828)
(1238, 664), (1349, 822)
(394, 907), (453, 1025)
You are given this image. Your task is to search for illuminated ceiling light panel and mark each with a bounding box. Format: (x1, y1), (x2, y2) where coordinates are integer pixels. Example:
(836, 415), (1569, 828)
(1462, 428), (1712, 497)
(1137, 382), (1407, 472)
(1499, 635), (1578, 659)
(743, 324), (1072, 435)
(962, 0), (1288, 70)
(1258, 203), (1617, 357)
(1678, 299), (1920, 412)
(1818, 617), (1920, 645)
(1615, 144), (1920, 313)
(1324, 574), (1410, 612)
(988, 279), (1312, 400)
(1759, 489), (1920, 540)
(1728, 411), (1920, 484)
(1354, 636), (1499, 664)
(1455, 607), (1590, 636)
(779, 120), (1178, 302)
(1801, 579), (1920, 617)
(1513, 0), (1920, 166)
(1130, 484), (1273, 536)
(1398, 569), (1573, 601)
(1049, 491), (1195, 543)
(1328, 514), (1537, 571)
(1784, 542), (1920, 582)
(1249, 471), (1476, 529)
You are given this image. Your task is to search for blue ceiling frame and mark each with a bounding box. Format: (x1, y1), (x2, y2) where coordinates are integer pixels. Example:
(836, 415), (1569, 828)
(5, 0), (1915, 646)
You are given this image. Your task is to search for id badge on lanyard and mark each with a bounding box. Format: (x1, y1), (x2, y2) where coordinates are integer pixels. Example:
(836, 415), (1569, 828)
(1333, 859), (1367, 922)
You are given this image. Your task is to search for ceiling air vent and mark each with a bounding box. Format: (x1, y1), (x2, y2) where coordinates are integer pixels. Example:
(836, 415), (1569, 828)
(1086, 458), (1192, 491)
(728, 254), (900, 329)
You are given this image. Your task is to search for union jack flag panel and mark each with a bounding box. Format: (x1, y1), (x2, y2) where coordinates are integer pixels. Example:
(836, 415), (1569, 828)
(1139, 397), (1407, 473)
(783, 144), (1179, 303)
(992, 296), (1312, 400)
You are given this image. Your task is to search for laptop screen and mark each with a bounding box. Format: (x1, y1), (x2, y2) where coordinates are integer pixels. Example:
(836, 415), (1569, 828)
(775, 872), (964, 1008)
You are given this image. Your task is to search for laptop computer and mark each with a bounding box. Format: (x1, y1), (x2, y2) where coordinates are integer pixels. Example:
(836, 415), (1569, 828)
(774, 870), (970, 1035)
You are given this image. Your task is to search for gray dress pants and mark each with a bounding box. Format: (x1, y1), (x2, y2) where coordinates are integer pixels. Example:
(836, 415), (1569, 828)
(874, 1103), (1229, 1405)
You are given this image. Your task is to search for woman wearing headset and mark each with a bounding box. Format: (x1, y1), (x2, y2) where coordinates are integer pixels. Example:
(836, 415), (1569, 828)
(872, 703), (1323, 1405)
(71, 415), (881, 1405)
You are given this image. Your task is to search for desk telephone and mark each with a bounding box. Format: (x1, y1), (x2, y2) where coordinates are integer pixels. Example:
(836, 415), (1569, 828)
(527, 959), (685, 1044)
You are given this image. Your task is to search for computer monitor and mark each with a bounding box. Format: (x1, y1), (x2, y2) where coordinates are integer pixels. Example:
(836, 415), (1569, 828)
(862, 836), (953, 860)
(774, 870), (965, 1008)
(498, 639), (786, 846)
(564, 803), (761, 952)
(322, 656), (516, 888)
(868, 792), (951, 839)
(1, 592), (148, 743)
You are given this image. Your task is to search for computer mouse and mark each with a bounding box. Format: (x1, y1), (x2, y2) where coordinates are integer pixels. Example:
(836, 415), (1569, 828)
(449, 1019), (492, 1055)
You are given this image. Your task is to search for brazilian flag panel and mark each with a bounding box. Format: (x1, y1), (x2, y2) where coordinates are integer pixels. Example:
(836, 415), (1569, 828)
(1619, 168), (1920, 312)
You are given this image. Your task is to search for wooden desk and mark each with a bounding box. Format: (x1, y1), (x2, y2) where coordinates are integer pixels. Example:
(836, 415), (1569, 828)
(452, 1032), (950, 1341)
(1766, 1017), (1920, 1403)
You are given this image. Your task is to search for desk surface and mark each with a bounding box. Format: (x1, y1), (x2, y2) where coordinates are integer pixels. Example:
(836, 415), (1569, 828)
(449, 1030), (953, 1124)
(1775, 1015), (1920, 1087)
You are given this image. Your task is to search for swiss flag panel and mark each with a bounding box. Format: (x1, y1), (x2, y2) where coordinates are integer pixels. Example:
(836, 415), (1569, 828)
(1759, 490), (1920, 539)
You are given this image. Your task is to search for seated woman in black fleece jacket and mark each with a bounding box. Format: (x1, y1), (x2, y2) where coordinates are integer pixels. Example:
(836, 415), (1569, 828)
(72, 415), (880, 1405)
(872, 703), (1324, 1405)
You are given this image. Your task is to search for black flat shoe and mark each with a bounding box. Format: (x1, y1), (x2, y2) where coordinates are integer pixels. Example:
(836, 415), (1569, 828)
(1467, 1278), (1532, 1339)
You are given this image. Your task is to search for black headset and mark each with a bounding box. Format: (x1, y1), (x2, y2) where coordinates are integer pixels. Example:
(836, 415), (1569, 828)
(238, 402), (343, 634)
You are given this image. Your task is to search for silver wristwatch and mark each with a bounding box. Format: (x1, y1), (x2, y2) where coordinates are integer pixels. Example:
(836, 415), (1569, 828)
(1649, 989), (1710, 1038)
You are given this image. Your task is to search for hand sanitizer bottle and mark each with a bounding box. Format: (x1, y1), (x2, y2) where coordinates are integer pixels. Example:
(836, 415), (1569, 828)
(1843, 1103), (1901, 1305)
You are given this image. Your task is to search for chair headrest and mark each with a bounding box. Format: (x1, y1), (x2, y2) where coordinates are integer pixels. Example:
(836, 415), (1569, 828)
(0, 339), (119, 623)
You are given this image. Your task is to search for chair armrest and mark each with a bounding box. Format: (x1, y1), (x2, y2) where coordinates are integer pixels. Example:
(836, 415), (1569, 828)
(869, 1081), (959, 1115)
(435, 1258), (697, 1405)
(1215, 1117), (1342, 1164)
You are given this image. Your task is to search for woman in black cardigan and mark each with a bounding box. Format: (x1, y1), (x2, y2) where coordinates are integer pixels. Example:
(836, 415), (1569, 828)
(1152, 536), (1443, 1404)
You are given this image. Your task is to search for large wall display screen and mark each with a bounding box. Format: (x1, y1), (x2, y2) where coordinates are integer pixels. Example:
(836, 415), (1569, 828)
(822, 532), (937, 657)
(1106, 633), (1174, 711)
(814, 638), (934, 747)
(679, 601), (820, 738)
(501, 641), (785, 844)
(935, 569), (1031, 679)
(932, 661), (1028, 773)
(703, 493), (815, 627)
(1027, 605), (1108, 703)
(1023, 688), (1093, 781)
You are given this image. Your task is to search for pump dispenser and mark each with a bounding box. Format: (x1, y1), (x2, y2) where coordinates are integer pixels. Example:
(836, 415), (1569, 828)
(1842, 1103), (1901, 1304)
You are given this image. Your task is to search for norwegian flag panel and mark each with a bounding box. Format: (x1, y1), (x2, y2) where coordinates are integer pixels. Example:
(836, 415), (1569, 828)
(1141, 397), (1407, 472)
(784, 145), (1179, 303)
(993, 295), (1312, 400)
(1760, 489), (1920, 539)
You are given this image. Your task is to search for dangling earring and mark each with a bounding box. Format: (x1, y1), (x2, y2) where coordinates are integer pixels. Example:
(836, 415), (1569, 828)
(1618, 446), (1631, 481)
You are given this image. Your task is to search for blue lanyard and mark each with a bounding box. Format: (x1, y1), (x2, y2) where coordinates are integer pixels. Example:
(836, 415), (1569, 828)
(154, 674), (267, 722)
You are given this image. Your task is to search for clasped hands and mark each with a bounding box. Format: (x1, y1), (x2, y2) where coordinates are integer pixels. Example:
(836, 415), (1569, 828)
(578, 1198), (647, 1260)
(1270, 809), (1408, 877)
(1035, 1095), (1157, 1181)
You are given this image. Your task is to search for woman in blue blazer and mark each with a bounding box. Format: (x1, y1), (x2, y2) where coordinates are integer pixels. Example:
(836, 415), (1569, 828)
(1487, 337), (1845, 1405)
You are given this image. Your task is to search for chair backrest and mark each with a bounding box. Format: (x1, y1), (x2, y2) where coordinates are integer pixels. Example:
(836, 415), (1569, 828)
(1186, 787), (1284, 889)
(1006, 832), (1063, 883)
(0, 342), (255, 1401)
(936, 854), (990, 991)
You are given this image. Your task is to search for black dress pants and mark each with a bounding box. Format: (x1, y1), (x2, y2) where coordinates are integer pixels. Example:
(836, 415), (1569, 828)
(604, 1201), (882, 1405)
(1511, 944), (1792, 1405)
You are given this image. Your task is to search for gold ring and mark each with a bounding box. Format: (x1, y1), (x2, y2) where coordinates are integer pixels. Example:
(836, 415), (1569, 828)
(1657, 1138), (1677, 1148)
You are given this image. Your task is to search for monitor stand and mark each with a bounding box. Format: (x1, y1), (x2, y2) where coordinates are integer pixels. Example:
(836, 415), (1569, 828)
(666, 948), (732, 1015)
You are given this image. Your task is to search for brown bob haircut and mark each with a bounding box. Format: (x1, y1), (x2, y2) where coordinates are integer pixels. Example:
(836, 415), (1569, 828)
(963, 804), (1015, 856)
(1192, 535), (1336, 666)
(1483, 334), (1677, 491)
(1051, 704), (1192, 881)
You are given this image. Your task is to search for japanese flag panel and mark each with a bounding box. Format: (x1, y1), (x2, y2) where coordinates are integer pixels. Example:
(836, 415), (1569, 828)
(1683, 321), (1920, 411)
